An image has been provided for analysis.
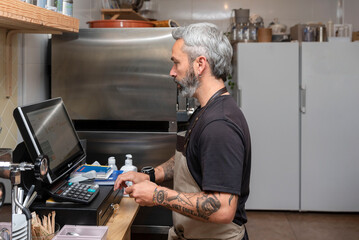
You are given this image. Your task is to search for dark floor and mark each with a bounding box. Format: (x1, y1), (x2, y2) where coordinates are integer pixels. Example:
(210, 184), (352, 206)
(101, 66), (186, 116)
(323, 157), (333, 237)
(1, 204), (359, 240)
(245, 211), (359, 240)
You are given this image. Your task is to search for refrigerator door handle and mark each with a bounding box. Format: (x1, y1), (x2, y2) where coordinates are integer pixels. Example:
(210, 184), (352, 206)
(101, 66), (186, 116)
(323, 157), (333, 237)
(300, 85), (306, 114)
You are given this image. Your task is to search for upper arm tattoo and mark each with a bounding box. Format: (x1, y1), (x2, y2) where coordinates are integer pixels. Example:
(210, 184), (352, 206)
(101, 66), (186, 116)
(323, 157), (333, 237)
(160, 156), (175, 181)
(196, 193), (221, 218)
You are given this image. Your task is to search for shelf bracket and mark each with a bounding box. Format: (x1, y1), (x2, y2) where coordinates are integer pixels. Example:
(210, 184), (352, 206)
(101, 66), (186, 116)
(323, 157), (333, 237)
(5, 30), (61, 98)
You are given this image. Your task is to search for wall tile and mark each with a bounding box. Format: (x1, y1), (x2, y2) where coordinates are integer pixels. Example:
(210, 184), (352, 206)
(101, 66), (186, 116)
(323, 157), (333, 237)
(0, 30), (18, 149)
(156, 0), (192, 21)
(74, 0), (93, 29)
(91, 0), (102, 22)
(343, 0), (359, 29)
(2, 101), (16, 135)
(192, 0), (230, 21)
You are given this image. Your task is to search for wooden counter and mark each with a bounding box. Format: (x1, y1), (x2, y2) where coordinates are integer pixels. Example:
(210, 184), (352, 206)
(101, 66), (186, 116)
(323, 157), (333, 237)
(106, 197), (140, 240)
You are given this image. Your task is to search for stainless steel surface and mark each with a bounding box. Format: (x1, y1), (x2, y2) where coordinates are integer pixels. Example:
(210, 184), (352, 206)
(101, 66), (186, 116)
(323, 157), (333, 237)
(52, 28), (176, 121)
(52, 28), (179, 232)
(78, 131), (176, 169)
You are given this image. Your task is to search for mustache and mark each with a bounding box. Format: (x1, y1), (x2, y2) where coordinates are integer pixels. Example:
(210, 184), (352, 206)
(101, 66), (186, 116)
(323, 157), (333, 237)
(173, 77), (184, 88)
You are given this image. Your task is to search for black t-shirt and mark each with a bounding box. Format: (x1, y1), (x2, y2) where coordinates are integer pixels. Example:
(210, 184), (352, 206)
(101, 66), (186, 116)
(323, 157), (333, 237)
(185, 95), (251, 226)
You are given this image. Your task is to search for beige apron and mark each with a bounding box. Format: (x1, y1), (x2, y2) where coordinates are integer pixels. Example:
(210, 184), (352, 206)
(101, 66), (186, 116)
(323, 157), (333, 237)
(168, 150), (245, 240)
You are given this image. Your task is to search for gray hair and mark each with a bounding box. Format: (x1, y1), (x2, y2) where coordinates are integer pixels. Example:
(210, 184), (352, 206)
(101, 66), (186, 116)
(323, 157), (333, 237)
(172, 22), (233, 81)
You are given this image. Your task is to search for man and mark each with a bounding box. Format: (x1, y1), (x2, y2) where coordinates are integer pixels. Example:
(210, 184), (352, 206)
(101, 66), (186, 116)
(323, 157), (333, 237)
(114, 22), (251, 240)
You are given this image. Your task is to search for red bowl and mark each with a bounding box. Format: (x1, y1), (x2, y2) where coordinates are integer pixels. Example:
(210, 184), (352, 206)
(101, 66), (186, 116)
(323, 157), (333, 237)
(87, 20), (155, 28)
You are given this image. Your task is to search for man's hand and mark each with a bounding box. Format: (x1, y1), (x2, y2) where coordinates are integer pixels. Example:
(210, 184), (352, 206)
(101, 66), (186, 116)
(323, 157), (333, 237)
(125, 180), (158, 206)
(113, 171), (149, 191)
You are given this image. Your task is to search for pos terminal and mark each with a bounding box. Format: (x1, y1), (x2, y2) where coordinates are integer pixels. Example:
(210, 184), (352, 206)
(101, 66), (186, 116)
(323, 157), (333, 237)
(12, 98), (122, 227)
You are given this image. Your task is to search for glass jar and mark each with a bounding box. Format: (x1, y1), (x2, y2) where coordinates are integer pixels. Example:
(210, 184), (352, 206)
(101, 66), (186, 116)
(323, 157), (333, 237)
(236, 22), (250, 42)
(63, 0), (73, 16)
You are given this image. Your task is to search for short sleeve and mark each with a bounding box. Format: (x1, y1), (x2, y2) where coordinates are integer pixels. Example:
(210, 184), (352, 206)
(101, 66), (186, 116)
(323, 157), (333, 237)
(199, 119), (245, 195)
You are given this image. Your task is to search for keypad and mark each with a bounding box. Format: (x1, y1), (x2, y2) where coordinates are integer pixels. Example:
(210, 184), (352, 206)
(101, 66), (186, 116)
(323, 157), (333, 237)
(52, 181), (99, 204)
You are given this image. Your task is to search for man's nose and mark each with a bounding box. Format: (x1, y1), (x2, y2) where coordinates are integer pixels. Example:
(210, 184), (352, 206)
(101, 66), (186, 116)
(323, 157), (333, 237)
(169, 66), (176, 78)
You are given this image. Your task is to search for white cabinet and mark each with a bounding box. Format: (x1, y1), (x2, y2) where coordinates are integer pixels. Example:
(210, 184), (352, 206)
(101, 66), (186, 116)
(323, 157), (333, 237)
(233, 43), (300, 210)
(301, 42), (359, 211)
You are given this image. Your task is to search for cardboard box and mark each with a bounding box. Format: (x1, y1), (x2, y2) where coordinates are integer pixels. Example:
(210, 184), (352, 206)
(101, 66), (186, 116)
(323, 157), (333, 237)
(353, 31), (359, 42)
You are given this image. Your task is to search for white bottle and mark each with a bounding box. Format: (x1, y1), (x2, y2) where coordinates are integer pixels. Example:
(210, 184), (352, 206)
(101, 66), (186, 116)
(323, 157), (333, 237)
(120, 154), (137, 196)
(108, 156), (118, 171)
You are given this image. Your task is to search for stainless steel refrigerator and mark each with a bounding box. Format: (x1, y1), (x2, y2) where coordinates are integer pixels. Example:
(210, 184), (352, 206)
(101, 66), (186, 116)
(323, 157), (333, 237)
(51, 28), (186, 235)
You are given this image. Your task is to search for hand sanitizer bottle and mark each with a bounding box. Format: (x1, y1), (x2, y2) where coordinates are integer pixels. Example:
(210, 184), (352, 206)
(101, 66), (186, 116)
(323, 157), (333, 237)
(108, 156), (118, 171)
(120, 154), (137, 196)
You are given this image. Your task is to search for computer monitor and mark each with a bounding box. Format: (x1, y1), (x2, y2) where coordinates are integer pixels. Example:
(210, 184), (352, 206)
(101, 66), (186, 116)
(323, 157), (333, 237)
(13, 98), (85, 184)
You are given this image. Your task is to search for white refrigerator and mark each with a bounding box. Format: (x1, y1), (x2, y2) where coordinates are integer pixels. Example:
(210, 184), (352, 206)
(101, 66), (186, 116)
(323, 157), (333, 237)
(301, 42), (359, 211)
(233, 42), (300, 210)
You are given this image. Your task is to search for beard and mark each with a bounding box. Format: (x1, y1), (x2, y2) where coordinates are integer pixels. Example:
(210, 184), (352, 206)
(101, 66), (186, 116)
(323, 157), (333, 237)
(174, 67), (199, 98)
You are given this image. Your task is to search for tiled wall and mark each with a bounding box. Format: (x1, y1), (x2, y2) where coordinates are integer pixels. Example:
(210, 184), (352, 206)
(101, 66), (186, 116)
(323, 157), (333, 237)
(0, 30), (18, 149)
(74, 0), (359, 32)
(0, 31), (48, 149)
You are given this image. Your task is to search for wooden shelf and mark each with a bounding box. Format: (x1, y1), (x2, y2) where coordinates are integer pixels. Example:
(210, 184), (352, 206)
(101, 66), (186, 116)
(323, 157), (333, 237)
(0, 0), (79, 33)
(0, 0), (80, 98)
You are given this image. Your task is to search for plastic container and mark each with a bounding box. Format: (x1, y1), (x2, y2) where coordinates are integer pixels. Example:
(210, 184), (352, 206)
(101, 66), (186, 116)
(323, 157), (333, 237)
(108, 156), (118, 171)
(120, 154), (137, 196)
(52, 225), (108, 240)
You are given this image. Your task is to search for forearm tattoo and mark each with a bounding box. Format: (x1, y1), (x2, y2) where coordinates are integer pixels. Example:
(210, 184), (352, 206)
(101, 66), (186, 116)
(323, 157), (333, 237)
(159, 157), (175, 181)
(154, 189), (221, 221)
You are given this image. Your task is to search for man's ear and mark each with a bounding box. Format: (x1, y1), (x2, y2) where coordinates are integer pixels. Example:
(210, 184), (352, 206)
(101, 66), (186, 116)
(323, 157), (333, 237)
(196, 56), (207, 76)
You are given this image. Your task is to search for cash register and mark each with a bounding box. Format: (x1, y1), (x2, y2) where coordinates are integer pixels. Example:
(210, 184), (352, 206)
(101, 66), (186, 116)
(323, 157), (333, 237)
(12, 98), (122, 226)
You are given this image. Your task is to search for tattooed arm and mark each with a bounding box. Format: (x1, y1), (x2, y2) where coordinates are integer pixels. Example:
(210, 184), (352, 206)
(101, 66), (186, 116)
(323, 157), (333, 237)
(114, 155), (175, 191)
(154, 155), (175, 183)
(123, 176), (237, 223)
(153, 186), (238, 224)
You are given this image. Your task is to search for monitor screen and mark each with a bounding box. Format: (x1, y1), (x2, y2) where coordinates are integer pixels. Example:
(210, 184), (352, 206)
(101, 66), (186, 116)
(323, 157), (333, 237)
(13, 98), (85, 184)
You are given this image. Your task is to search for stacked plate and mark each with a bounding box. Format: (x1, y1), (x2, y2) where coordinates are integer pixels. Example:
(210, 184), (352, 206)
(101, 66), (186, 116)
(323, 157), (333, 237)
(12, 214), (28, 240)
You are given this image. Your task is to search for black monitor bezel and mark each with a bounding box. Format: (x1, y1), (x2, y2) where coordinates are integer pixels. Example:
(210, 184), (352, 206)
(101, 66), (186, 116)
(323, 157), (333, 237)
(13, 97), (86, 184)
